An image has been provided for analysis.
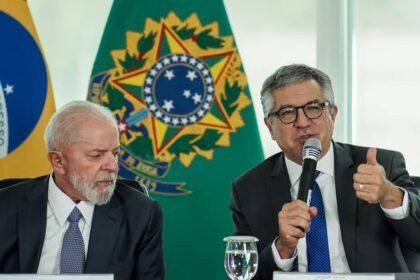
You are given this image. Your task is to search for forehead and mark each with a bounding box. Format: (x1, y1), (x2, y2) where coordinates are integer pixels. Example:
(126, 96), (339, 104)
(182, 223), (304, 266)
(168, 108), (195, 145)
(271, 79), (323, 106)
(71, 116), (119, 148)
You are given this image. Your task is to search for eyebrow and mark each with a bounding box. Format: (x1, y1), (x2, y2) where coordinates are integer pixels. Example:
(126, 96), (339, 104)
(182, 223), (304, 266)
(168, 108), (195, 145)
(89, 146), (120, 153)
(278, 99), (321, 109)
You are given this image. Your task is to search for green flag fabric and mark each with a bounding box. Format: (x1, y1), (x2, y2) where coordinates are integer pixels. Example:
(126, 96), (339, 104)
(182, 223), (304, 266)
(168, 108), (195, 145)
(88, 0), (263, 278)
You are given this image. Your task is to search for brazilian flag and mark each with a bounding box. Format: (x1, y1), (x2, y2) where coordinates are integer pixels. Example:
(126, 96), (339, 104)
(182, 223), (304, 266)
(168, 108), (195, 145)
(88, 0), (263, 279)
(0, 0), (55, 178)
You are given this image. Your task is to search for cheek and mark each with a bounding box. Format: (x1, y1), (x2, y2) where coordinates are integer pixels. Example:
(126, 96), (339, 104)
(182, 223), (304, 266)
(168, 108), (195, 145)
(71, 164), (98, 181)
(272, 125), (290, 140)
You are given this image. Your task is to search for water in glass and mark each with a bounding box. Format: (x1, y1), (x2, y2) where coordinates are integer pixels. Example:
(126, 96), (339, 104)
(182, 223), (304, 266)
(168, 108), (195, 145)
(224, 236), (259, 280)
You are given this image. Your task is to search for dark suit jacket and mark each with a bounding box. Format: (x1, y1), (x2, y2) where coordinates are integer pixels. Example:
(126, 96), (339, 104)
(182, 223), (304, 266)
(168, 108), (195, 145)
(231, 142), (420, 279)
(0, 175), (165, 280)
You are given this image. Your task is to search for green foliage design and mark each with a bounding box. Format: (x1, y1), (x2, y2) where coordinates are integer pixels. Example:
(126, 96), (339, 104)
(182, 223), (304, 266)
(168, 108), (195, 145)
(127, 135), (154, 160)
(106, 86), (125, 111)
(192, 130), (221, 150)
(196, 29), (224, 49)
(175, 26), (196, 40)
(168, 134), (197, 156)
(222, 80), (241, 116)
(119, 33), (156, 72)
(169, 130), (222, 158)
(138, 32), (156, 53)
(119, 52), (145, 72)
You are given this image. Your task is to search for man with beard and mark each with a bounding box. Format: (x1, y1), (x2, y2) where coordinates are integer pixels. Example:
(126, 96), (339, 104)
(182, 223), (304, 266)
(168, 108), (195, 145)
(0, 100), (165, 280)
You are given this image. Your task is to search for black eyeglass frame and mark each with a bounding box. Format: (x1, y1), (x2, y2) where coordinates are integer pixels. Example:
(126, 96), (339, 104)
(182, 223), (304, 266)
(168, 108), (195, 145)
(268, 100), (331, 124)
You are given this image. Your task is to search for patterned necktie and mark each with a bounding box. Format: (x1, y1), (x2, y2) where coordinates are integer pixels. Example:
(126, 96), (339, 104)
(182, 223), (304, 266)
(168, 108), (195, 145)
(60, 207), (85, 273)
(306, 171), (331, 272)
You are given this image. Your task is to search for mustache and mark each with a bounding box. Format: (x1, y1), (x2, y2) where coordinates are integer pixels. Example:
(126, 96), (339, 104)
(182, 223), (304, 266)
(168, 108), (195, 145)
(94, 173), (117, 183)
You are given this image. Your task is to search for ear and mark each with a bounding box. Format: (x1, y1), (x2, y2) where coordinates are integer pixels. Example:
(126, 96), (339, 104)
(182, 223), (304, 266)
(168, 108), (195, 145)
(330, 105), (338, 122)
(264, 118), (275, 140)
(47, 151), (66, 175)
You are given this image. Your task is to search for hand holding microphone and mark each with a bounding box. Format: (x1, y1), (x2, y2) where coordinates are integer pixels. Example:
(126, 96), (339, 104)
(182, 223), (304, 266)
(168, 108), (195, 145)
(276, 138), (322, 258)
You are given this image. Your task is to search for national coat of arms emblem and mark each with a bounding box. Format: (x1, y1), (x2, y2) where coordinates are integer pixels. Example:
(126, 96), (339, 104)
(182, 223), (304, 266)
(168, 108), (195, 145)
(89, 12), (252, 194)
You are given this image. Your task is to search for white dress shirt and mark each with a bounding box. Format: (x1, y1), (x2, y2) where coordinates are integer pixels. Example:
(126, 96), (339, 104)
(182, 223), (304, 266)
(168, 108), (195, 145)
(271, 143), (409, 272)
(37, 175), (95, 274)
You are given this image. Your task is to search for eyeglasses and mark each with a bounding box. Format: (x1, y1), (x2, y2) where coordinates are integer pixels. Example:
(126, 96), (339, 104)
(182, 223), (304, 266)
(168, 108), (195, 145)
(268, 100), (330, 124)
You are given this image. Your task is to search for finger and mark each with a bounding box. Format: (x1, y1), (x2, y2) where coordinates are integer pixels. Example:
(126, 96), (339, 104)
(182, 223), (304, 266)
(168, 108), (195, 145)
(279, 214), (312, 236)
(280, 222), (306, 241)
(356, 191), (380, 204)
(353, 173), (375, 186)
(281, 200), (309, 212)
(279, 208), (313, 235)
(353, 182), (364, 192)
(281, 221), (308, 238)
(287, 226), (307, 238)
(366, 147), (378, 166)
(309, 206), (318, 218)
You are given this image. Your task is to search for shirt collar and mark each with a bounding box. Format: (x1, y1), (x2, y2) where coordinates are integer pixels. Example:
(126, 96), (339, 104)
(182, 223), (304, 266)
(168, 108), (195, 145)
(48, 173), (95, 227)
(285, 141), (335, 186)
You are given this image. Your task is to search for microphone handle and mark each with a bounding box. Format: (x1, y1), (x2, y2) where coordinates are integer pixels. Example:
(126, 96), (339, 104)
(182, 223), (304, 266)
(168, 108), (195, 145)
(297, 159), (317, 203)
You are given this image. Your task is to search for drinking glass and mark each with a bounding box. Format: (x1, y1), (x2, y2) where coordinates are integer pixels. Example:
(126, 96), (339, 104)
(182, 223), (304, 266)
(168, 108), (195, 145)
(223, 236), (259, 280)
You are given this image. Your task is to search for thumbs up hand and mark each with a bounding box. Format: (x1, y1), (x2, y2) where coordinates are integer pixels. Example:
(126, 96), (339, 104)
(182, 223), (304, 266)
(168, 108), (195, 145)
(366, 146), (378, 166)
(353, 147), (403, 208)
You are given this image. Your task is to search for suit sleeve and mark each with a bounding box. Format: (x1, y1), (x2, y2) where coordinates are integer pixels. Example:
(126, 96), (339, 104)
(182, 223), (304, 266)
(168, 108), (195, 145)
(230, 183), (287, 280)
(134, 200), (165, 280)
(230, 183), (251, 235)
(384, 150), (420, 251)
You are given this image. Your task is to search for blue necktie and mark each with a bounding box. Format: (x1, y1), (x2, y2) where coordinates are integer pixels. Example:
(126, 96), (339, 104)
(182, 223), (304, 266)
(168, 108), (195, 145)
(306, 171), (331, 272)
(60, 207), (85, 273)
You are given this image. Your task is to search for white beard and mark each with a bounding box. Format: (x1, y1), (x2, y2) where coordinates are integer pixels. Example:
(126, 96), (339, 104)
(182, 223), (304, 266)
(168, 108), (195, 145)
(70, 171), (116, 205)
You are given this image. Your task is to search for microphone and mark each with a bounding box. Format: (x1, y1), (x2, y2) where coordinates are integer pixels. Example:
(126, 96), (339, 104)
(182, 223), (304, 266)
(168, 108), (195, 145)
(296, 138), (322, 203)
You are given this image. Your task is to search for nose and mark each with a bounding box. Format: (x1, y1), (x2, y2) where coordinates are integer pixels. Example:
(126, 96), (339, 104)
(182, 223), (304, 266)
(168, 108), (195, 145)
(102, 152), (119, 173)
(294, 107), (311, 127)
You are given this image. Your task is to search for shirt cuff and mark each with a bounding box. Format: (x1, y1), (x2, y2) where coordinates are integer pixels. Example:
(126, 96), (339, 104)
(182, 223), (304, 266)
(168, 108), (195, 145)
(381, 187), (409, 219)
(271, 237), (297, 271)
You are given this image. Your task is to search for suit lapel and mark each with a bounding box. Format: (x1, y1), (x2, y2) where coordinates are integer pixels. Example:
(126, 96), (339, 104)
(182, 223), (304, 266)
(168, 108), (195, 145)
(266, 153), (293, 217)
(18, 176), (49, 272)
(85, 194), (124, 272)
(333, 142), (358, 270)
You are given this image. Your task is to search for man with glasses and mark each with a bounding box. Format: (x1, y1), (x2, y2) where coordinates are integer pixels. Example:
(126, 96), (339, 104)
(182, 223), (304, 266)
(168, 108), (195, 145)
(229, 64), (420, 279)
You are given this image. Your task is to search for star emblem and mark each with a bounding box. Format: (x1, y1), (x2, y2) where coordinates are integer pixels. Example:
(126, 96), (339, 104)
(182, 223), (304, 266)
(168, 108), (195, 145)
(111, 22), (235, 155)
(4, 84), (14, 95)
(164, 70), (175, 80)
(186, 70), (197, 81)
(192, 93), (202, 104)
(162, 100), (174, 112)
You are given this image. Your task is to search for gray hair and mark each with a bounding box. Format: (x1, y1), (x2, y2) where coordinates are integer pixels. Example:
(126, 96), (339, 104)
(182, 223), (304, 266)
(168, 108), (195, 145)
(260, 64), (335, 118)
(44, 100), (117, 152)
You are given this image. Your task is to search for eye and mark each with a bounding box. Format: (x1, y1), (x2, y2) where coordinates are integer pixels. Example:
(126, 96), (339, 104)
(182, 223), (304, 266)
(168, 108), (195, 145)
(113, 148), (120, 157)
(279, 107), (295, 117)
(90, 154), (102, 159)
(305, 103), (322, 113)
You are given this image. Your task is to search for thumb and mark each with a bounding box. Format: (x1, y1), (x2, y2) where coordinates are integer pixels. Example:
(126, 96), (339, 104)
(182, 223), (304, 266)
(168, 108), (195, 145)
(309, 206), (318, 218)
(367, 147), (378, 165)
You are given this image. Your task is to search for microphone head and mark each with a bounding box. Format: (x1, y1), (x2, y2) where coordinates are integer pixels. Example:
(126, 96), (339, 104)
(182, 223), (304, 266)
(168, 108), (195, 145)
(302, 138), (322, 161)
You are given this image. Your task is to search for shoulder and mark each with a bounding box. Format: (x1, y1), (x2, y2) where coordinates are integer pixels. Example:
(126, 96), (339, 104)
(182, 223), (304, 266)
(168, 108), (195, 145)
(233, 152), (283, 189)
(110, 181), (162, 232)
(113, 180), (161, 212)
(334, 142), (404, 163)
(0, 176), (48, 216)
(0, 176), (48, 198)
